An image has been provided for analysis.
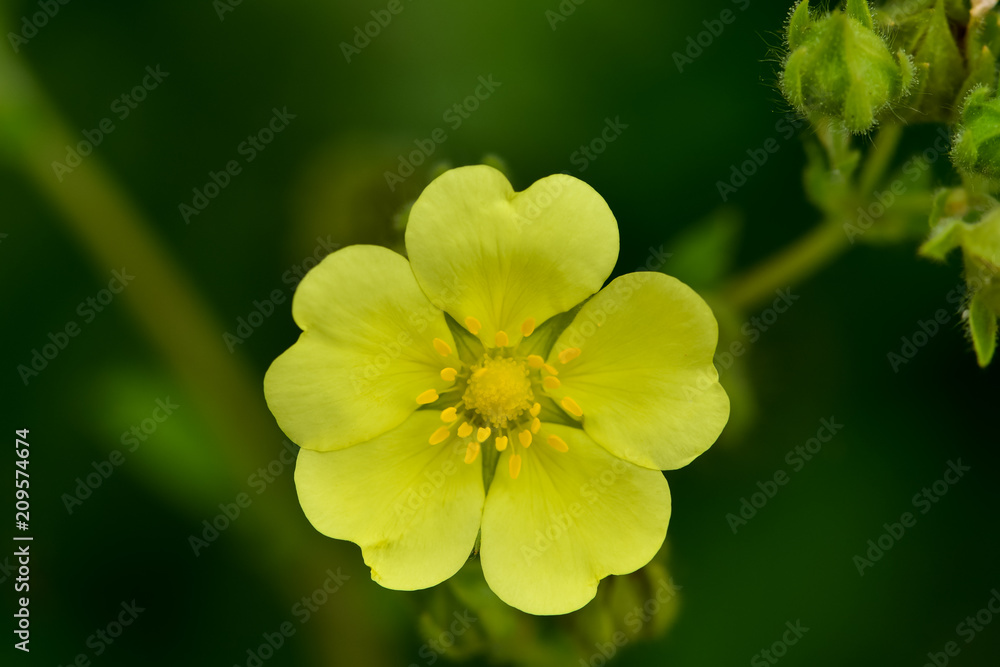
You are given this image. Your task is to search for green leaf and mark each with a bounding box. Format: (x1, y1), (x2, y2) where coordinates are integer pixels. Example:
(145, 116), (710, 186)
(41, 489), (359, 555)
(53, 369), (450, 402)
(968, 290), (998, 366)
(919, 217), (968, 260)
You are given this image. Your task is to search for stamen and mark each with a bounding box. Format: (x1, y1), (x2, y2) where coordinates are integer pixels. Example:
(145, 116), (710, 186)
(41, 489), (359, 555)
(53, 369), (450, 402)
(440, 367), (457, 382)
(457, 422), (473, 438)
(429, 426), (450, 445)
(495, 330), (509, 347)
(495, 435), (508, 451)
(529, 402), (541, 417)
(433, 338), (452, 356)
(531, 417), (541, 433)
(543, 363), (558, 376)
(521, 318), (536, 336)
(416, 389), (439, 404)
(558, 347), (582, 364)
(465, 316), (482, 335)
(547, 434), (569, 452)
(527, 355), (544, 369)
(441, 407), (458, 423)
(518, 430), (532, 447)
(477, 426), (491, 443)
(561, 397), (583, 417)
(509, 453), (522, 479)
(543, 376), (561, 390)
(465, 441), (481, 464)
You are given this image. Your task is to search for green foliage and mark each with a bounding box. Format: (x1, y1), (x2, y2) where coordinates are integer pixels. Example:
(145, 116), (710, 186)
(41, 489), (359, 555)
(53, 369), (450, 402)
(953, 86), (1000, 179)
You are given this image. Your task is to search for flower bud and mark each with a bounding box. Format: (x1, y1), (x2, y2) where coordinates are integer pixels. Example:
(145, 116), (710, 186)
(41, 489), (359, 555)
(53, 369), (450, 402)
(952, 85), (1000, 179)
(781, 0), (914, 134)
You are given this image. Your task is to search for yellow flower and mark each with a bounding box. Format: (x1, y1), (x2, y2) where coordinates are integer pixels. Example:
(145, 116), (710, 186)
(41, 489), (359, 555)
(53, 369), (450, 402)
(264, 165), (729, 615)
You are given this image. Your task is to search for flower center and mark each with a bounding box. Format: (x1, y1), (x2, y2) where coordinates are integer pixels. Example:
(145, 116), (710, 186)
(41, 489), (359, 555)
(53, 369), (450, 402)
(462, 356), (534, 428)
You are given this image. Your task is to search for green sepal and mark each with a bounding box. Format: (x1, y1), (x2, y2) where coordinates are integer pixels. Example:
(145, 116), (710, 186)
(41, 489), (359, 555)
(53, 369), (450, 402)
(919, 217), (968, 260)
(968, 289), (998, 366)
(787, 0), (812, 50)
(847, 0), (875, 29)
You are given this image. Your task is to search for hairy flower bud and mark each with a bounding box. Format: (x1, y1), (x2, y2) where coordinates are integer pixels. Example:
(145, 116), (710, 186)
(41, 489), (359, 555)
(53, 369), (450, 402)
(781, 0), (914, 133)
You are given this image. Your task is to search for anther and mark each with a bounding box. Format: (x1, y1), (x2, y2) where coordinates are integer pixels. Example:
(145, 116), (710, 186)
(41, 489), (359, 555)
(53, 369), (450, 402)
(465, 441), (480, 464)
(543, 376), (561, 390)
(509, 453), (522, 479)
(433, 338), (452, 356)
(558, 347), (581, 364)
(457, 422), (473, 438)
(561, 397), (583, 417)
(441, 367), (457, 382)
(477, 426), (491, 443)
(529, 402), (541, 417)
(465, 316), (482, 335)
(543, 363), (558, 376)
(441, 407), (458, 423)
(429, 426), (450, 445)
(531, 417), (541, 433)
(495, 435), (508, 451)
(495, 331), (509, 347)
(547, 434), (569, 452)
(521, 318), (536, 336)
(416, 389), (439, 404)
(527, 355), (544, 369)
(518, 430), (532, 447)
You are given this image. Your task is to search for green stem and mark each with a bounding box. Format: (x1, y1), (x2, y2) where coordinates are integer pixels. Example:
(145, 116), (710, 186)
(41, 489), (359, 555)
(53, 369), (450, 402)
(858, 123), (904, 195)
(723, 217), (849, 310)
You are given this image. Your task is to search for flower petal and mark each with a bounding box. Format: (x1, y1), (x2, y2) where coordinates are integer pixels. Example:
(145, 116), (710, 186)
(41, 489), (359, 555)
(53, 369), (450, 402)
(547, 272), (729, 470)
(405, 165), (619, 347)
(264, 245), (457, 451)
(480, 423), (669, 615)
(295, 411), (484, 590)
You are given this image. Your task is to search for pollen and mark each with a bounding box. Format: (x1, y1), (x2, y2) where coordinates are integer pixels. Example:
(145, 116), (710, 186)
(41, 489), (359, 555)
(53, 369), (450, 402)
(464, 316), (482, 335)
(433, 338), (452, 356)
(558, 347), (581, 364)
(561, 396), (583, 417)
(462, 356), (535, 428)
(509, 453), (522, 479)
(416, 389), (439, 404)
(547, 434), (569, 452)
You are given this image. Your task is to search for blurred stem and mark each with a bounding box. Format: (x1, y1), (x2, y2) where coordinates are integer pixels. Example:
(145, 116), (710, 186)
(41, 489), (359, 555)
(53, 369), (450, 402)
(724, 122), (905, 310)
(1, 50), (391, 666)
(858, 123), (903, 195)
(723, 218), (848, 310)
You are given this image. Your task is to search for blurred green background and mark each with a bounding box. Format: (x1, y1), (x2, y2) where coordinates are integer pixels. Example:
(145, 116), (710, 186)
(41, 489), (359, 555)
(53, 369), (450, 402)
(2, 0), (998, 665)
